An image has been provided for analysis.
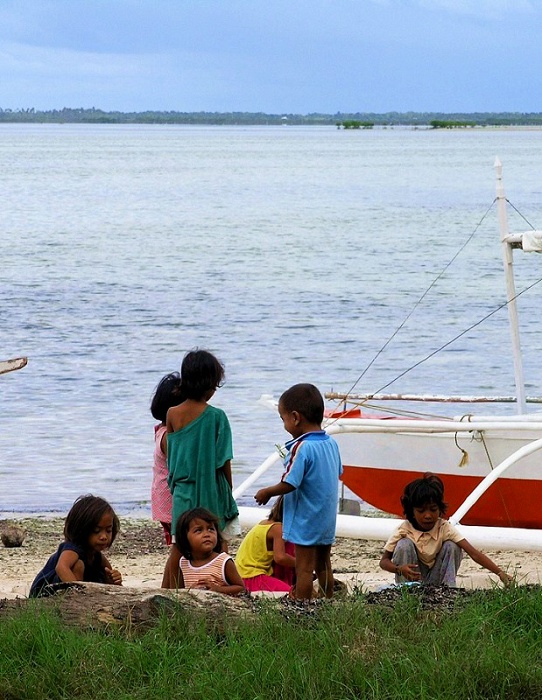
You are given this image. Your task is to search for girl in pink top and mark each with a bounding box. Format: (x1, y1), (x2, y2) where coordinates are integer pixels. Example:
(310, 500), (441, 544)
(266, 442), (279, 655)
(150, 372), (183, 544)
(168, 507), (244, 596)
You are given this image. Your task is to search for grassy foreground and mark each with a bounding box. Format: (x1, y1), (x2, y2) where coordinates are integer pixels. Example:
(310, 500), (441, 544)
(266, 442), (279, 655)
(1, 587), (541, 700)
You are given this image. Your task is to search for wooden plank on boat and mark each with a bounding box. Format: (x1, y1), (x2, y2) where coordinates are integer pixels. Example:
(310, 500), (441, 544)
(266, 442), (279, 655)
(0, 357), (27, 376)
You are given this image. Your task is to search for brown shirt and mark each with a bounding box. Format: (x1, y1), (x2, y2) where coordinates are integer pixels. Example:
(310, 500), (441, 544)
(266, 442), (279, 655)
(384, 518), (464, 568)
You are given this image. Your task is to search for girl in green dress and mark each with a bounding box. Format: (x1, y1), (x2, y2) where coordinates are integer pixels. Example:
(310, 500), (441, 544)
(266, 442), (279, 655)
(162, 349), (239, 588)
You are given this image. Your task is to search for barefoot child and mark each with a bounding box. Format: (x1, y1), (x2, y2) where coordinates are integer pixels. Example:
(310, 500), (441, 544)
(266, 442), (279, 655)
(164, 507), (244, 596)
(29, 495), (122, 598)
(379, 473), (513, 586)
(255, 383), (342, 601)
(235, 496), (296, 593)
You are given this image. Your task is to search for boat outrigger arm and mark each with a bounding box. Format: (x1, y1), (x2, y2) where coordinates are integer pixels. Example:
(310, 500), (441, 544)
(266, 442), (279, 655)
(0, 357), (27, 376)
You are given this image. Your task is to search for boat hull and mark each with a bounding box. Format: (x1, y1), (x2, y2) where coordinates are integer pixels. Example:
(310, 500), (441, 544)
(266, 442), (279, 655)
(334, 425), (542, 528)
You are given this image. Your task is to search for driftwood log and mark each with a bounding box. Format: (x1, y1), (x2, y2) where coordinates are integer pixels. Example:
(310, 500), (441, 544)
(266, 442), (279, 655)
(0, 582), (255, 631)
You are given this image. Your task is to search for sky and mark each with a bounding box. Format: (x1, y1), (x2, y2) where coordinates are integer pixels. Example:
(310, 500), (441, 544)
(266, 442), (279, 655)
(1, 0), (541, 114)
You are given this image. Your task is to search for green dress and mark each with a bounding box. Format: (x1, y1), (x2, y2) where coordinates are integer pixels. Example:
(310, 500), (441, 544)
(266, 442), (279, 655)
(167, 405), (238, 531)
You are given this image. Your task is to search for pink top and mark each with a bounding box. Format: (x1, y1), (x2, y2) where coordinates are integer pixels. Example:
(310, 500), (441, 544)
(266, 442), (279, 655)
(180, 552), (231, 589)
(151, 424), (172, 523)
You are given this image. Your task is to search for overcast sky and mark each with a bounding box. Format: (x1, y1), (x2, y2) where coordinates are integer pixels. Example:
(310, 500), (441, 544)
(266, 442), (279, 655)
(1, 0), (541, 114)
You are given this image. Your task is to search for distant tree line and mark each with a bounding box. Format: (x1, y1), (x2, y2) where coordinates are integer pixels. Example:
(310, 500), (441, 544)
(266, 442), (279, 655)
(337, 120), (374, 129)
(429, 119), (476, 129)
(2, 107), (542, 126)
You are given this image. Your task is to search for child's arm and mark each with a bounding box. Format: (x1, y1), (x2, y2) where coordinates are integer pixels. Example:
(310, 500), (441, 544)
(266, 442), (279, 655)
(269, 523), (295, 567)
(221, 459), (233, 489)
(55, 549), (84, 582)
(457, 539), (513, 585)
(379, 549), (421, 581)
(161, 547), (183, 589)
(201, 558), (244, 596)
(102, 554), (123, 585)
(255, 481), (295, 506)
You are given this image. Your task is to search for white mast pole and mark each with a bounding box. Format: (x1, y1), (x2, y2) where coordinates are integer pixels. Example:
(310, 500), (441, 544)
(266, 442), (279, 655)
(494, 156), (526, 413)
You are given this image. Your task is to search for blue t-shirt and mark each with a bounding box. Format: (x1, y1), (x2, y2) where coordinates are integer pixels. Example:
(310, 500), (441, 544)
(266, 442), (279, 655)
(281, 431), (342, 546)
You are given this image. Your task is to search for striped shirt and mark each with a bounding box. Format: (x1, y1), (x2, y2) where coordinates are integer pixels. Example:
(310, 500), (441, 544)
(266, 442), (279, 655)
(180, 551), (231, 589)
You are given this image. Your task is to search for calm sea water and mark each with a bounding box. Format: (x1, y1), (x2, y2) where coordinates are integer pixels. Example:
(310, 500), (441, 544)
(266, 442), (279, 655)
(1, 124), (541, 516)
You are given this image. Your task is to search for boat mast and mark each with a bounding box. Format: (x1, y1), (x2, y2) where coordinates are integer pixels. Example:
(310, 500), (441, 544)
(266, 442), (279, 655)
(494, 157), (527, 414)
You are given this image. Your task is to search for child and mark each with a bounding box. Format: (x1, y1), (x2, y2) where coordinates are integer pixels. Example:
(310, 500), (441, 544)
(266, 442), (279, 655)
(29, 495), (122, 598)
(162, 349), (239, 587)
(379, 473), (513, 587)
(235, 496), (296, 593)
(164, 507), (244, 596)
(254, 383), (342, 601)
(150, 371), (182, 545)
(166, 349), (239, 537)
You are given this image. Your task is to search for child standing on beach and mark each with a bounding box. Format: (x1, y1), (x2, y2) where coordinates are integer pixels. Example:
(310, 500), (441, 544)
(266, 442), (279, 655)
(255, 383), (342, 601)
(29, 495), (122, 598)
(235, 496), (296, 593)
(162, 349), (239, 586)
(379, 473), (513, 587)
(150, 371), (183, 545)
(165, 507), (244, 596)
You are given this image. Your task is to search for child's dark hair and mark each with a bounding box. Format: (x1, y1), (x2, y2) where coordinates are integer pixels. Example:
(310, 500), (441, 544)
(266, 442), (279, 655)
(401, 473), (447, 526)
(268, 495), (284, 523)
(179, 349), (225, 401)
(279, 383), (324, 425)
(64, 495), (120, 549)
(150, 371), (183, 422)
(175, 507), (223, 559)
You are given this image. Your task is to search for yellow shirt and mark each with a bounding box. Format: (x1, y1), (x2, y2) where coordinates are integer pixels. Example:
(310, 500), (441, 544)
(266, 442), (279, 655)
(384, 518), (464, 568)
(235, 523), (275, 579)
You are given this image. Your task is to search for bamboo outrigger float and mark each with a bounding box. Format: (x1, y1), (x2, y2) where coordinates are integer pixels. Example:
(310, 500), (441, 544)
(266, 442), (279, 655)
(236, 160), (542, 551)
(0, 357), (27, 376)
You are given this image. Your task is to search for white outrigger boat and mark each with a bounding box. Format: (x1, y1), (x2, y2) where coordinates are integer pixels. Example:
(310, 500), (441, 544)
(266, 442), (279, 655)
(235, 159), (542, 552)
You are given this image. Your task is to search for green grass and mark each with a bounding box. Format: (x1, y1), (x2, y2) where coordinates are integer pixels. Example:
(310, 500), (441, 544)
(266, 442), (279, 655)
(1, 587), (541, 700)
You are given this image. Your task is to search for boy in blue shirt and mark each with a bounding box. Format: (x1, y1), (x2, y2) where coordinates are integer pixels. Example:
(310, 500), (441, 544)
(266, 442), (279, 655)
(255, 383), (342, 600)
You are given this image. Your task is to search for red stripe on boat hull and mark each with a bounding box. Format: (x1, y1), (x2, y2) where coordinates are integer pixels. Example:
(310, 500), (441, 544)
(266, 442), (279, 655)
(341, 465), (541, 528)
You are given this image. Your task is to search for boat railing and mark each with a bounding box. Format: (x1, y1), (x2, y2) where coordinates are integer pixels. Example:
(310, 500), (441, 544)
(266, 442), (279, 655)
(448, 437), (542, 526)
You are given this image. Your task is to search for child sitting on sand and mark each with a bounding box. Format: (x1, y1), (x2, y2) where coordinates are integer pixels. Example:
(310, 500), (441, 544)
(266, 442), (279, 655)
(235, 496), (295, 593)
(255, 383), (342, 601)
(379, 473), (513, 587)
(164, 507), (244, 596)
(29, 495), (122, 598)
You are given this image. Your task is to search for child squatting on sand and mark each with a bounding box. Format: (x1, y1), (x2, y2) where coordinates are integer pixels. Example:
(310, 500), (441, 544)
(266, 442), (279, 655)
(29, 495), (122, 598)
(165, 507), (244, 596)
(255, 383), (342, 601)
(379, 473), (514, 587)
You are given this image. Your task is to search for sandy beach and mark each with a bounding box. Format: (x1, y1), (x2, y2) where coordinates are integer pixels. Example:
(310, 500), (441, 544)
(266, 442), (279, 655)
(1, 517), (540, 600)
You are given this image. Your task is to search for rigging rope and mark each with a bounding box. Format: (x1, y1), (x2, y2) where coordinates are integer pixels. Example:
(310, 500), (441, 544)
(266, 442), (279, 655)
(329, 196), (542, 417)
(373, 274), (542, 395)
(335, 198), (498, 403)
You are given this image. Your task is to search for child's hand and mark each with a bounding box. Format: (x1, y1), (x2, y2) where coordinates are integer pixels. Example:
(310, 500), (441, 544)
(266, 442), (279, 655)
(498, 570), (514, 586)
(397, 563), (421, 582)
(254, 488), (272, 505)
(105, 568), (123, 585)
